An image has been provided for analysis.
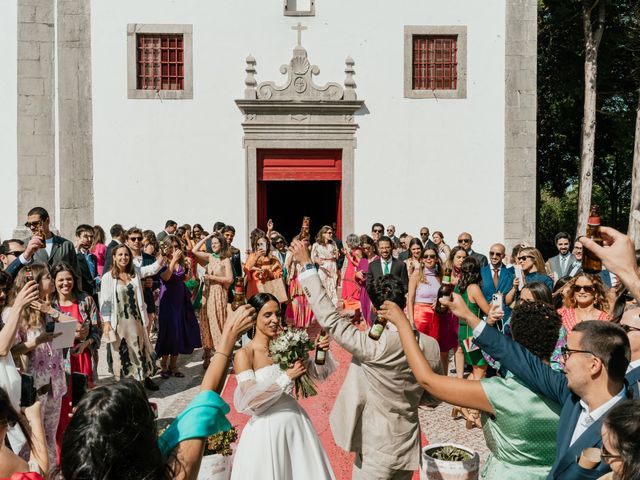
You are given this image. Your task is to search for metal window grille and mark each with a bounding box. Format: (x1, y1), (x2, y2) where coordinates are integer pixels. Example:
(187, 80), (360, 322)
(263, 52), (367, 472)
(412, 35), (457, 91)
(136, 34), (184, 91)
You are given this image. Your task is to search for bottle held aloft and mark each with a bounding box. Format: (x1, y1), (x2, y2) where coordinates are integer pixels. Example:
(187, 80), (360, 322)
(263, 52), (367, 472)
(231, 277), (246, 311)
(368, 314), (387, 341)
(435, 268), (453, 314)
(582, 205), (603, 274)
(300, 216), (310, 241)
(314, 330), (326, 365)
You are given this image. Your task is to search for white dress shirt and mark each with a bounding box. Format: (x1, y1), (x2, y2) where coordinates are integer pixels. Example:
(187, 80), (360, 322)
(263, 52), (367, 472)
(570, 388), (626, 446)
(627, 358), (640, 373)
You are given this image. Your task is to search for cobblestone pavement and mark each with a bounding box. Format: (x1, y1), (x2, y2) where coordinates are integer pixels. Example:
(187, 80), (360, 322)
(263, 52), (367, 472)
(96, 342), (490, 462)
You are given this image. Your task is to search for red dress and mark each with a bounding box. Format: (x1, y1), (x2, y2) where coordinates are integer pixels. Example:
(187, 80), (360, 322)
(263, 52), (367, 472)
(56, 302), (93, 457)
(341, 249), (361, 312)
(558, 307), (609, 333)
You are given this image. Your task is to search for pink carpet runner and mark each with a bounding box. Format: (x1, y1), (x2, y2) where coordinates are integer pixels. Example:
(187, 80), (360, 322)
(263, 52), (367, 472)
(221, 338), (423, 479)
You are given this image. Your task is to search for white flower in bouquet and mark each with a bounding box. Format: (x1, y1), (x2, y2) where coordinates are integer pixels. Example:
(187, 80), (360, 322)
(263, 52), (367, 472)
(269, 327), (317, 398)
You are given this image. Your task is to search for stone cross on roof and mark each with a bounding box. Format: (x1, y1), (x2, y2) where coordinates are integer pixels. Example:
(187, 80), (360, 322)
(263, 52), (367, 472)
(292, 22), (307, 47)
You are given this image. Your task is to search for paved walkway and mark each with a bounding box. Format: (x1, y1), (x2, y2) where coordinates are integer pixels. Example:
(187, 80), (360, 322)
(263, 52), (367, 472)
(96, 336), (489, 479)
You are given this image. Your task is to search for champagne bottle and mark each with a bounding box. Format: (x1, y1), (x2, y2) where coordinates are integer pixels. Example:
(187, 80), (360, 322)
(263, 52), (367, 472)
(582, 205), (603, 274)
(368, 315), (387, 341)
(435, 268), (453, 314)
(300, 217), (310, 241)
(230, 277), (246, 311)
(315, 330), (327, 365)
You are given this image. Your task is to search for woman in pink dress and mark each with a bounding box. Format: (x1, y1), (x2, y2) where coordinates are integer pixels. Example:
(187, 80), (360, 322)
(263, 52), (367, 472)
(90, 225), (107, 276)
(357, 235), (378, 326)
(341, 234), (362, 319)
(558, 272), (609, 333)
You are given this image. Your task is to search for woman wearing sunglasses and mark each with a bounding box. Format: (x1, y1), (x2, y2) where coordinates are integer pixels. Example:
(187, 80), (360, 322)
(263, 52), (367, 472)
(598, 399), (640, 480)
(407, 247), (441, 342)
(513, 247), (553, 291)
(559, 273), (609, 333)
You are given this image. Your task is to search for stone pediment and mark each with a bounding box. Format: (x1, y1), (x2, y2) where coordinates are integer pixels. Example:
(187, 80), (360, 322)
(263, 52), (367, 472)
(240, 23), (360, 104)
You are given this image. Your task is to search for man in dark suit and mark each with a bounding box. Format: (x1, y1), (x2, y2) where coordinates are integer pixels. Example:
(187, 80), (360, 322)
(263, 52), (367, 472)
(103, 224), (125, 276)
(419, 227), (437, 251)
(74, 224), (99, 302)
(1, 237), (44, 279)
(366, 236), (409, 295)
(480, 243), (515, 328)
(396, 234), (413, 262)
(620, 308), (640, 397)
(445, 295), (632, 480)
(156, 219), (177, 243)
(222, 225), (243, 301)
(457, 232), (488, 267)
(26, 206), (80, 282)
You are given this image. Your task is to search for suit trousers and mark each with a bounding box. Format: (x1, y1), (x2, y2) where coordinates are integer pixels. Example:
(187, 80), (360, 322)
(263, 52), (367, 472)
(353, 451), (414, 480)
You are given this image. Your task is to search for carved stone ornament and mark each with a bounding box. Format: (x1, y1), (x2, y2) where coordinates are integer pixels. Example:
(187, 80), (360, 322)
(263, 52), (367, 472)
(256, 23), (345, 101)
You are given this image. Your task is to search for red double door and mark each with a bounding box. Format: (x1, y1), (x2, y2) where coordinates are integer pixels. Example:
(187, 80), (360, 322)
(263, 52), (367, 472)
(257, 149), (342, 242)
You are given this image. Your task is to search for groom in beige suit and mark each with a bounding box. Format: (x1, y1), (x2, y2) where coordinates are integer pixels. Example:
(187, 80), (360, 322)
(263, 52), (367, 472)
(291, 241), (442, 480)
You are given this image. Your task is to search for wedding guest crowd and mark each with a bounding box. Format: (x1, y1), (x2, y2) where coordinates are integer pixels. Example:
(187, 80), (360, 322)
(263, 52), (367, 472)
(2, 205), (640, 480)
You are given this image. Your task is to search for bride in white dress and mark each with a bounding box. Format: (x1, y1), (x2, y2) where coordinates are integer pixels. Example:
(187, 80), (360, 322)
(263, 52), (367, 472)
(231, 292), (336, 480)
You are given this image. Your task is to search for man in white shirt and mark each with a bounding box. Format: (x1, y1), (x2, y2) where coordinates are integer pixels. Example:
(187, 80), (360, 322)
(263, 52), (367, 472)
(442, 294), (631, 480)
(546, 232), (576, 281)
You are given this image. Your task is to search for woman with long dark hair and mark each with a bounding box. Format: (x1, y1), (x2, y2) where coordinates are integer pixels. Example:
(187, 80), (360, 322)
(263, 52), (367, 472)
(285, 235), (315, 328)
(599, 400), (640, 480)
(404, 237), (424, 276)
(90, 225), (107, 276)
(56, 305), (257, 480)
(356, 234), (378, 326)
(407, 247), (441, 341)
(99, 244), (162, 390)
(231, 293), (335, 480)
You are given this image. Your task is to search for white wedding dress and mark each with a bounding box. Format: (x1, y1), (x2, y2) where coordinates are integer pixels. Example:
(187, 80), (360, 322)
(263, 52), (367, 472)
(230, 363), (336, 480)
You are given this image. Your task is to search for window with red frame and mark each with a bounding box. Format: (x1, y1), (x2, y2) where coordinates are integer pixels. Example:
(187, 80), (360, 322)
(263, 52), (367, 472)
(136, 34), (184, 91)
(412, 36), (458, 91)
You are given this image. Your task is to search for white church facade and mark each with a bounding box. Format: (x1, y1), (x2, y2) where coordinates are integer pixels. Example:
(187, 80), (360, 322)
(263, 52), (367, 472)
(0, 0), (537, 252)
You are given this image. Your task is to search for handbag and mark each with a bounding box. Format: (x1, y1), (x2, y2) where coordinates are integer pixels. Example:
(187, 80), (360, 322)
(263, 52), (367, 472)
(258, 278), (289, 303)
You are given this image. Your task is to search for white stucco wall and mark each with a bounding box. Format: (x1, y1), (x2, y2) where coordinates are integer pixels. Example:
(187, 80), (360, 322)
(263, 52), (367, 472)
(0, 0), (506, 250)
(90, 0), (505, 252)
(0, 0), (18, 241)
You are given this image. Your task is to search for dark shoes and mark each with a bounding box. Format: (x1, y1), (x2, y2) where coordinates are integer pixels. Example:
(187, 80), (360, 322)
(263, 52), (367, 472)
(144, 377), (160, 391)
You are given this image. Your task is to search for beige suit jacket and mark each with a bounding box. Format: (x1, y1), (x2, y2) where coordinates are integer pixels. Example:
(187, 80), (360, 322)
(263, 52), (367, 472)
(300, 271), (442, 471)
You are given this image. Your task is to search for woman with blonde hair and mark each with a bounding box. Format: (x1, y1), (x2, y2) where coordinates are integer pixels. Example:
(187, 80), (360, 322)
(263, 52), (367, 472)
(192, 233), (233, 369)
(432, 231), (451, 264)
(514, 246), (553, 291)
(311, 225), (339, 306)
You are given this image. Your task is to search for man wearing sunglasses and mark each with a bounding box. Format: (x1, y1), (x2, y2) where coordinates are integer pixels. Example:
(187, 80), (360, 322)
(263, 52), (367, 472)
(457, 232), (488, 267)
(620, 308), (640, 397)
(370, 222), (384, 243)
(0, 237), (43, 279)
(480, 243), (515, 326)
(443, 293), (632, 480)
(27, 206), (80, 284)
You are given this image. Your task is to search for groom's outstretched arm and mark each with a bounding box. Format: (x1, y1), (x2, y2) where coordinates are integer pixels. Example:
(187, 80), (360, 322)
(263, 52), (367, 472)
(299, 269), (384, 362)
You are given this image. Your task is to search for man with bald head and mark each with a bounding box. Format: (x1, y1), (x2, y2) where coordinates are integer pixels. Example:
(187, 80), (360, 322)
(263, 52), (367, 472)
(480, 243), (515, 327)
(457, 232), (488, 267)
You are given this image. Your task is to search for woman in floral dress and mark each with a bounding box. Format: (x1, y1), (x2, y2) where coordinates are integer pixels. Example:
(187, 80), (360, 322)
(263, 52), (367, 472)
(311, 226), (339, 307)
(192, 233), (233, 369)
(285, 235), (315, 328)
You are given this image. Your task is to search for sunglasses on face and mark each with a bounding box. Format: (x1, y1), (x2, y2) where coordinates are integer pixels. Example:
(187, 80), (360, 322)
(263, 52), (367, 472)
(4, 250), (23, 257)
(600, 443), (621, 460)
(458, 239), (471, 244)
(623, 292), (636, 303)
(129, 237), (143, 242)
(517, 256), (534, 262)
(373, 229), (383, 233)
(423, 254), (437, 259)
(489, 252), (503, 257)
(24, 221), (42, 229)
(573, 284), (595, 293)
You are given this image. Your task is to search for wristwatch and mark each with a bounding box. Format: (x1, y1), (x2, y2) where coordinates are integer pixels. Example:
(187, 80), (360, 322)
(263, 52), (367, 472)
(301, 263), (316, 273)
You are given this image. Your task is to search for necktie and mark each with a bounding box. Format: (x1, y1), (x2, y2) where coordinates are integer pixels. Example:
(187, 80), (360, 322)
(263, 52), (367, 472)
(561, 255), (567, 273)
(493, 268), (499, 288)
(383, 261), (390, 275)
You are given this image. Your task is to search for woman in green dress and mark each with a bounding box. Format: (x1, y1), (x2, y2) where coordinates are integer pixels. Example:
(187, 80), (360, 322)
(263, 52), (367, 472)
(455, 257), (491, 379)
(380, 299), (563, 480)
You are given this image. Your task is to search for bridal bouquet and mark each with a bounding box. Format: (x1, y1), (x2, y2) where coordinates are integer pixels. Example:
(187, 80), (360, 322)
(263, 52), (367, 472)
(269, 328), (317, 399)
